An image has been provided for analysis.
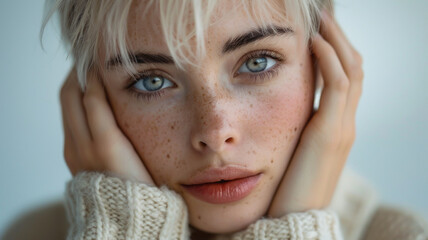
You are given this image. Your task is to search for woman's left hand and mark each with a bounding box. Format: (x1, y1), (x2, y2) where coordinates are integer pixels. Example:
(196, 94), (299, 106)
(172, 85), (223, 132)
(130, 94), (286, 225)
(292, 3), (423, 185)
(268, 11), (364, 217)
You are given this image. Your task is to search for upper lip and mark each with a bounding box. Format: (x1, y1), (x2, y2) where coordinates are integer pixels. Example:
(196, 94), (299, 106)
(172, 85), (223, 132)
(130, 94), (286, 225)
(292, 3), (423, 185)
(182, 166), (260, 185)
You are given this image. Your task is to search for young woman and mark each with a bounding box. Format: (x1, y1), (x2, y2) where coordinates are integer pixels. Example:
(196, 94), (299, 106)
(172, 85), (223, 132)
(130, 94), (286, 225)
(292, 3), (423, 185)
(41, 0), (427, 239)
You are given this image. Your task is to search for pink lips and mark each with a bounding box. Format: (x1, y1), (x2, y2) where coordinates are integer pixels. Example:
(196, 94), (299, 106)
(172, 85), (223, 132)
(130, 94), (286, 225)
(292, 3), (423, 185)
(182, 167), (262, 204)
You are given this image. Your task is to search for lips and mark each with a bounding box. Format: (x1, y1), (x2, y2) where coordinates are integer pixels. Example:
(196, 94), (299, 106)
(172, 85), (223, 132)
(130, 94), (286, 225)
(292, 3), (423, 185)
(182, 167), (262, 204)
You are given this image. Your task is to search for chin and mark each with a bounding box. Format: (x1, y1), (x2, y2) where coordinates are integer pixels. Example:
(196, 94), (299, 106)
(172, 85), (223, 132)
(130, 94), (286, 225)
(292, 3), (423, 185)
(186, 195), (272, 234)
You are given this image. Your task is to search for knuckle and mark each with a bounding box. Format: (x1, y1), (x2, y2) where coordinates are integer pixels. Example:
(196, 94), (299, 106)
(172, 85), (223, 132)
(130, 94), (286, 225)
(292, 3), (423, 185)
(333, 75), (349, 92)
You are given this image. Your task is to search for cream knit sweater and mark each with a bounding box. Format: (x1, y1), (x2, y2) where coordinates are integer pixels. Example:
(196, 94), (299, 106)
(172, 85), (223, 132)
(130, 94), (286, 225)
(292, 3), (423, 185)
(2, 168), (428, 240)
(62, 169), (428, 240)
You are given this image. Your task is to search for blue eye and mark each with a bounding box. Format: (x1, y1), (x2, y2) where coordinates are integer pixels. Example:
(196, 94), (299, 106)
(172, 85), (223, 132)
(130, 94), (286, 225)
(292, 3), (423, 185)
(238, 56), (277, 73)
(132, 75), (174, 92)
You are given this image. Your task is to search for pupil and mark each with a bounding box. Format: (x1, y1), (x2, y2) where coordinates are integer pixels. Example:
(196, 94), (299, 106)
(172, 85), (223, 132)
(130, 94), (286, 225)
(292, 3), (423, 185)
(246, 57), (267, 72)
(143, 76), (164, 91)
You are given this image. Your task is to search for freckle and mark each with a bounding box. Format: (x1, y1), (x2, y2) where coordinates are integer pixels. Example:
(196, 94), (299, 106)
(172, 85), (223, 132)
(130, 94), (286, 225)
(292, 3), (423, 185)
(166, 154), (170, 159)
(270, 159), (274, 164)
(167, 139), (171, 143)
(197, 215), (201, 220)
(294, 127), (297, 132)
(250, 104), (253, 108)
(252, 150), (256, 155)
(273, 147), (277, 152)
(201, 86), (205, 90)
(270, 176), (274, 180)
(170, 125), (175, 130)
(248, 91), (252, 95)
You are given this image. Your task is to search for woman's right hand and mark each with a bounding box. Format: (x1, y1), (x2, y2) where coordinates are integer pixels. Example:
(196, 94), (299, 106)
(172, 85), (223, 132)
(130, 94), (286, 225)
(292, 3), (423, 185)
(59, 67), (154, 185)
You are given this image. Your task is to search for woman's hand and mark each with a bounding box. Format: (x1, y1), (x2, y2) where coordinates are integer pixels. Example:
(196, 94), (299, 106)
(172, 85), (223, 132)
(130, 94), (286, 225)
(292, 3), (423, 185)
(60, 68), (154, 185)
(268, 11), (364, 217)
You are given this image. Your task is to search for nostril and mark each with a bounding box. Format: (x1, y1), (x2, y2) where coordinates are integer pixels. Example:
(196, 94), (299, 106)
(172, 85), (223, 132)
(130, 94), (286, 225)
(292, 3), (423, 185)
(225, 137), (234, 143)
(199, 142), (207, 148)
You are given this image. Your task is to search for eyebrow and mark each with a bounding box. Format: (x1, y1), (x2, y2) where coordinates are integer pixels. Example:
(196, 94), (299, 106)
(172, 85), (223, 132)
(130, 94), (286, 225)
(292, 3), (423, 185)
(106, 53), (174, 67)
(106, 25), (294, 67)
(222, 25), (294, 54)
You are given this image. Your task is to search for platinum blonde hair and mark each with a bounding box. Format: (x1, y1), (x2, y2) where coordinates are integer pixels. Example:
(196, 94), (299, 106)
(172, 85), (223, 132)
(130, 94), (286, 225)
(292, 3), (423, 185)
(41, 0), (333, 89)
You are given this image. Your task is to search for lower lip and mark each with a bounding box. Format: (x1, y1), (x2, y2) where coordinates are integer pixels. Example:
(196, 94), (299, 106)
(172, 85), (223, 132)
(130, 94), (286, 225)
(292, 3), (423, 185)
(182, 174), (262, 204)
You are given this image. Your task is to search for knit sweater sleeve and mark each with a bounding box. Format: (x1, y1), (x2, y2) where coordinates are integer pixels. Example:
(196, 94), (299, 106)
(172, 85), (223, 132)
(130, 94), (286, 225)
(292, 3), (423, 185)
(64, 171), (189, 240)
(229, 210), (344, 240)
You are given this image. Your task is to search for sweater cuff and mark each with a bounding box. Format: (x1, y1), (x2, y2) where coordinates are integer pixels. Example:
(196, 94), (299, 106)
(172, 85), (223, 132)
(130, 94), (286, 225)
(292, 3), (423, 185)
(65, 171), (189, 240)
(231, 210), (343, 240)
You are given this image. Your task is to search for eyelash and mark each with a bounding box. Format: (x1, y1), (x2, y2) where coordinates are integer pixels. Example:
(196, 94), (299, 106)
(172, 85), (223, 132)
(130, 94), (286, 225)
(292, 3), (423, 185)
(234, 49), (284, 83)
(125, 70), (171, 102)
(125, 50), (285, 101)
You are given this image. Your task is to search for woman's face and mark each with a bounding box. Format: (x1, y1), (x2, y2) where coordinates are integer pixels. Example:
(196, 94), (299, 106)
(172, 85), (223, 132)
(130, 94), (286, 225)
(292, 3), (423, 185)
(101, 0), (315, 234)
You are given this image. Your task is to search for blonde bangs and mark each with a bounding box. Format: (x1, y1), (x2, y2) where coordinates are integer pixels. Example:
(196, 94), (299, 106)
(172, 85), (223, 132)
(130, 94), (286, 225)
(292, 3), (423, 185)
(42, 0), (333, 89)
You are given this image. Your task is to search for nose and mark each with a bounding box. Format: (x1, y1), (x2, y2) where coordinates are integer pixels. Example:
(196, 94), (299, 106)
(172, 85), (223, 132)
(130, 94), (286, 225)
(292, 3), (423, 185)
(190, 91), (240, 153)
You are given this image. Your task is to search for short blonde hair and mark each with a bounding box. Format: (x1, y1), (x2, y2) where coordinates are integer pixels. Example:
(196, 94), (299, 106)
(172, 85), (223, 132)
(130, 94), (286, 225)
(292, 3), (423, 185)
(41, 0), (332, 89)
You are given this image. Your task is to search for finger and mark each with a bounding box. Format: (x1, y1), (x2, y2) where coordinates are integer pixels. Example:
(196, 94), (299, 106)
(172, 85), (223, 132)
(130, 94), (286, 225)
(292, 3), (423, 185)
(320, 11), (361, 78)
(60, 68), (92, 148)
(63, 118), (79, 176)
(311, 33), (349, 129)
(60, 75), (81, 175)
(83, 70), (119, 141)
(320, 12), (364, 122)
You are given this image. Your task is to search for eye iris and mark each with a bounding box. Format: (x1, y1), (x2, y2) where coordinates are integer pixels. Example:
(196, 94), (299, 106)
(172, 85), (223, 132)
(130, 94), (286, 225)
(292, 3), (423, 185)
(143, 76), (164, 91)
(246, 57), (267, 72)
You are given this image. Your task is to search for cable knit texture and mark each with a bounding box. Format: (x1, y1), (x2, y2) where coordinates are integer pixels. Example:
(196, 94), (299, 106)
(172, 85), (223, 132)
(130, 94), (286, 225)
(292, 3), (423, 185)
(229, 210), (342, 240)
(65, 171), (189, 240)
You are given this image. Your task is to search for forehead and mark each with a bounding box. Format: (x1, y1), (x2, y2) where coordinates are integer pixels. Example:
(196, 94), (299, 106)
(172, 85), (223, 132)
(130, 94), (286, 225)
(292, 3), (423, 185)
(126, 0), (299, 54)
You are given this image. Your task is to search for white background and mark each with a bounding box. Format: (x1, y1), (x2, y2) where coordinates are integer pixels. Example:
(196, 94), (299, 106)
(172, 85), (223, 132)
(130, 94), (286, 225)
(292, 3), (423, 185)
(1, 0), (427, 236)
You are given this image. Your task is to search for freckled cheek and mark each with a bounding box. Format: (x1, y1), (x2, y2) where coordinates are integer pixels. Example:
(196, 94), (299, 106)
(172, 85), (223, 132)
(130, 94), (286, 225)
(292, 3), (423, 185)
(250, 85), (312, 148)
(113, 104), (187, 186)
